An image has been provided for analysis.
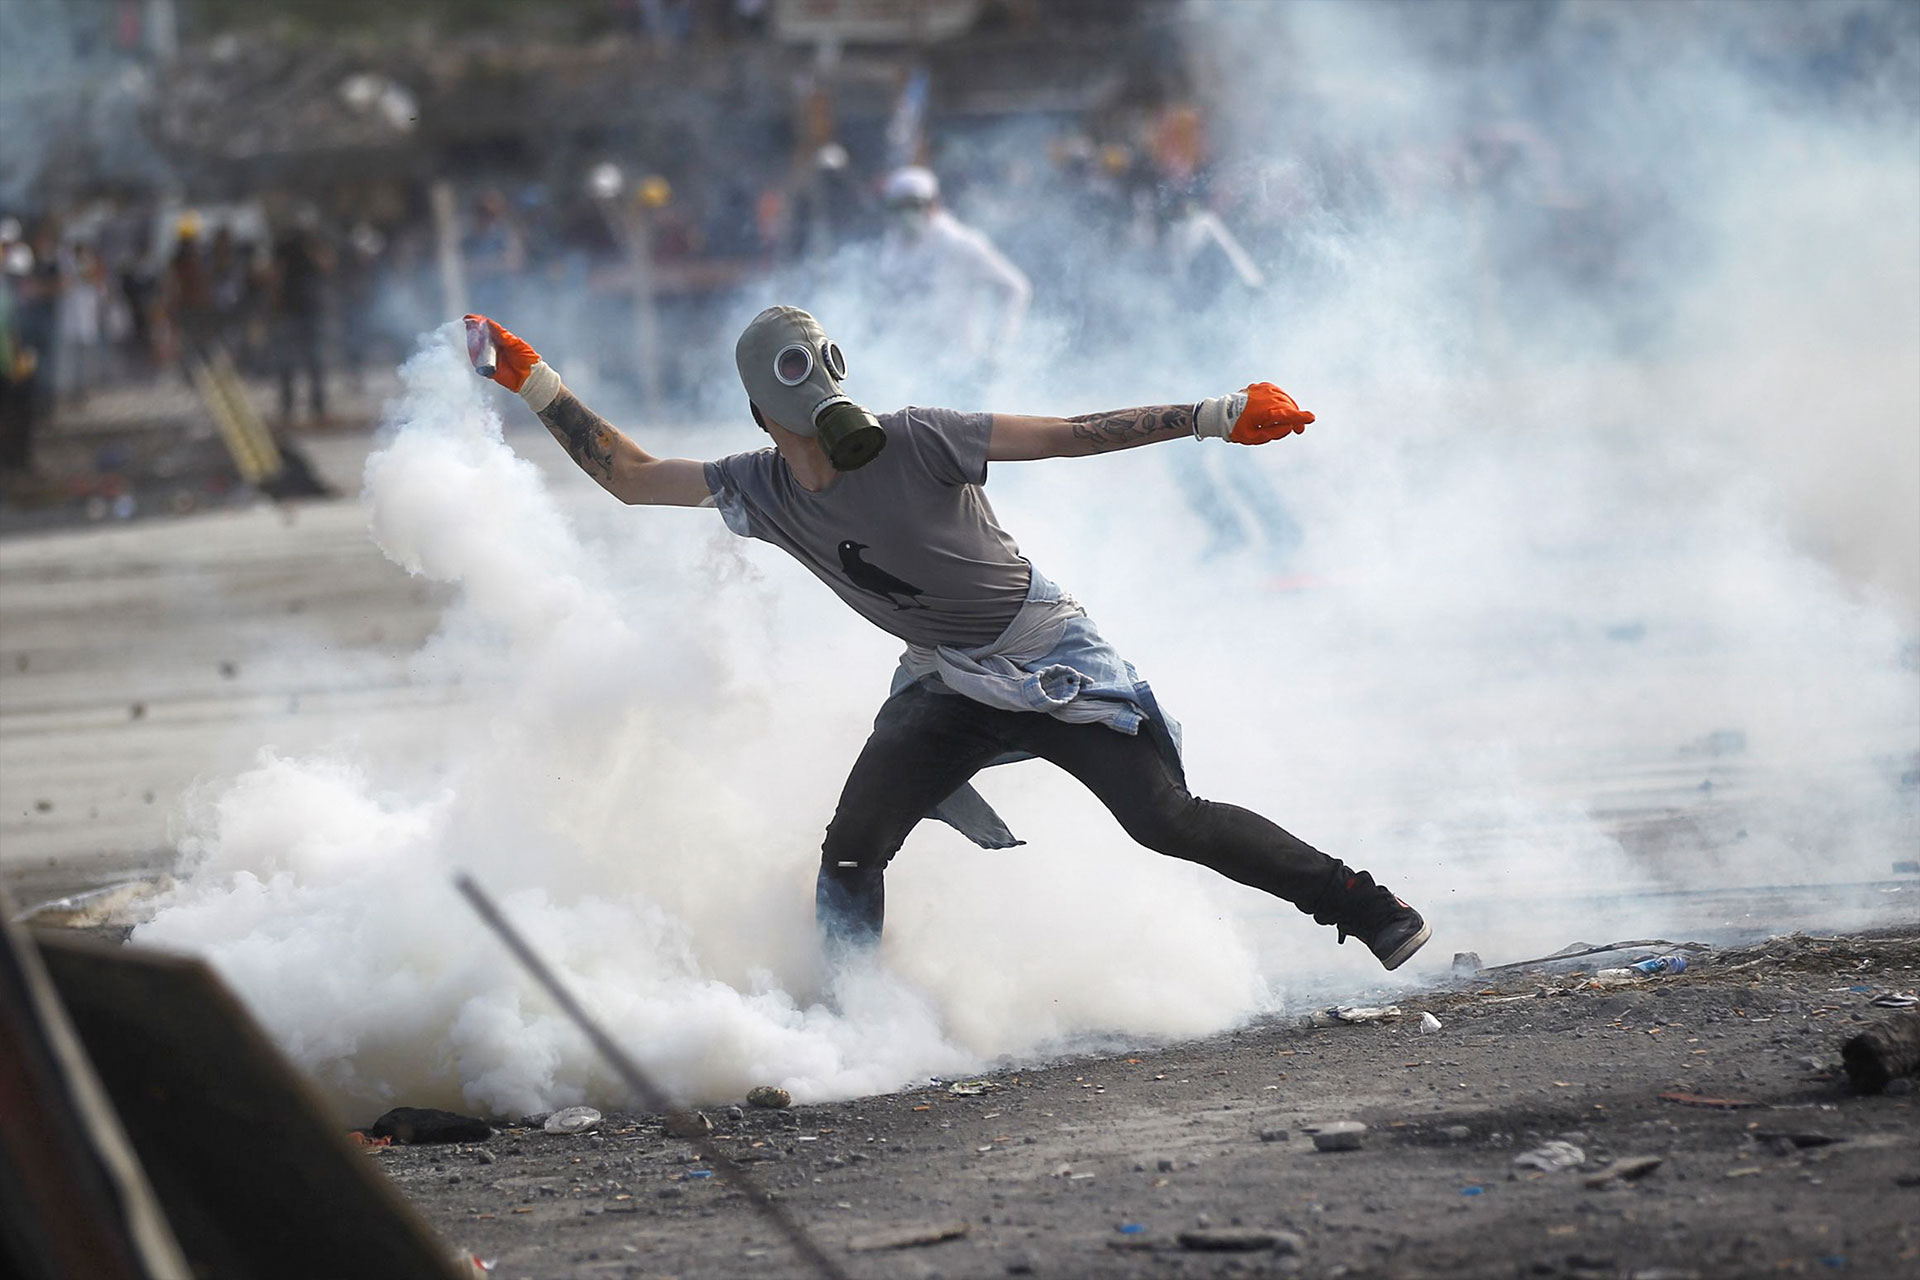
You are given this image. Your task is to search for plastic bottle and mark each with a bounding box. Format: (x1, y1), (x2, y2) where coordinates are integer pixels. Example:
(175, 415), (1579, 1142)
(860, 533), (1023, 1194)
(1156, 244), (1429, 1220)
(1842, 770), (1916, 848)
(1593, 955), (1689, 982)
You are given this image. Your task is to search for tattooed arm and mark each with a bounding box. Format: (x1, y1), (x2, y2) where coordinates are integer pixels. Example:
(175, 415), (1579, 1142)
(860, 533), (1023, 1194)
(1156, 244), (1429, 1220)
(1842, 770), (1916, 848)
(988, 383), (1314, 461)
(535, 388), (711, 506)
(464, 314), (709, 506)
(987, 404), (1197, 462)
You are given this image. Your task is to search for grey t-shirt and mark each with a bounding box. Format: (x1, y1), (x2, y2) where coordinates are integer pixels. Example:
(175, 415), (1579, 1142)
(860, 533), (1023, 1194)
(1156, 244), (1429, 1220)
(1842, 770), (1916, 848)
(704, 406), (1031, 648)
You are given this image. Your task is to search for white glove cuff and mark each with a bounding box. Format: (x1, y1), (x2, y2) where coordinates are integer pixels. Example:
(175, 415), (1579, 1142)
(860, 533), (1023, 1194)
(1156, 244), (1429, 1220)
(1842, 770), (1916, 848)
(1193, 390), (1246, 440)
(517, 361), (563, 413)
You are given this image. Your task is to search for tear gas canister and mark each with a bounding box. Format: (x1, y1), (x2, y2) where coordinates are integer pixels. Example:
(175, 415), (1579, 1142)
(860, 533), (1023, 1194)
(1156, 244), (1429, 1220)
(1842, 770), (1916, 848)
(464, 316), (497, 377)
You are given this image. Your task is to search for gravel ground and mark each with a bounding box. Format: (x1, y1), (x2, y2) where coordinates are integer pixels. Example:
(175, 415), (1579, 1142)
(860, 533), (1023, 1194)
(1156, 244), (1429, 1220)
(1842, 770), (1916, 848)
(369, 927), (1920, 1280)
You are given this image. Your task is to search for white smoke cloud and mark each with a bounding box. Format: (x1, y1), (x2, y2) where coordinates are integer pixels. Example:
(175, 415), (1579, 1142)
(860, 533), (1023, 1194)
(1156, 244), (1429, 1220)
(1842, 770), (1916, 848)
(135, 331), (1272, 1118)
(134, 2), (1916, 1118)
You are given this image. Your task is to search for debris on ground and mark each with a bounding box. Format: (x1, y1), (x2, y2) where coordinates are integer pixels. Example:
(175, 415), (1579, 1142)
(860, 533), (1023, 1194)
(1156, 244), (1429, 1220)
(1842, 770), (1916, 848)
(1841, 1009), (1920, 1093)
(272, 924), (1920, 1278)
(1304, 1005), (1403, 1027)
(846, 1220), (969, 1252)
(1658, 1092), (1762, 1110)
(1421, 1011), (1443, 1033)
(948, 1080), (997, 1096)
(1176, 1228), (1302, 1253)
(665, 1110), (714, 1137)
(542, 1105), (602, 1135)
(368, 1107), (493, 1145)
(1753, 1131), (1846, 1155)
(1512, 1141), (1586, 1173)
(746, 1085), (792, 1109)
(1482, 939), (1708, 974)
(1306, 1120), (1367, 1151)
(1583, 1155), (1663, 1187)
(1595, 956), (1690, 982)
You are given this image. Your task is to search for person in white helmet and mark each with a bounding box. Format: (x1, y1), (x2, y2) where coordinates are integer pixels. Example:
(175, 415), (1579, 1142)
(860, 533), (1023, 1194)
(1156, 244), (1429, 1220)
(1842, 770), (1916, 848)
(460, 307), (1433, 976)
(874, 165), (1031, 398)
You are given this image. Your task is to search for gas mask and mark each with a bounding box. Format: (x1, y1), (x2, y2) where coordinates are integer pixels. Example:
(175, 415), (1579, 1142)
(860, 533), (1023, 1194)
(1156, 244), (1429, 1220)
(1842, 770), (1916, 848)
(735, 305), (886, 471)
(889, 201), (933, 238)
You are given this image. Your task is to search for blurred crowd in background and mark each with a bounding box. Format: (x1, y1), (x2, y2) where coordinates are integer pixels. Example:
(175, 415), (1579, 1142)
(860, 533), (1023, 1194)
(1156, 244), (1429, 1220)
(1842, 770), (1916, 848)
(0, 0), (1903, 499)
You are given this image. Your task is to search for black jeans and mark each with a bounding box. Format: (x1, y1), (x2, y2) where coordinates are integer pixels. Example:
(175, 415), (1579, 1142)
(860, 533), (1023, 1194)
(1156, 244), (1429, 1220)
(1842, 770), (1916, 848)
(815, 681), (1344, 949)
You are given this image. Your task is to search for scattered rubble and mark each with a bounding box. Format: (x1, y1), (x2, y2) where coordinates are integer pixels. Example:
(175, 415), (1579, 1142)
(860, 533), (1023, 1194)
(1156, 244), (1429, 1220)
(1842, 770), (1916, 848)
(305, 925), (1920, 1277)
(1841, 1009), (1920, 1093)
(1306, 1121), (1367, 1152)
(368, 1107), (492, 1145)
(1583, 1156), (1663, 1187)
(1512, 1141), (1585, 1173)
(746, 1086), (792, 1109)
(1177, 1228), (1302, 1253)
(542, 1106), (601, 1135)
(846, 1220), (968, 1252)
(1658, 1092), (1761, 1110)
(1303, 1005), (1403, 1027)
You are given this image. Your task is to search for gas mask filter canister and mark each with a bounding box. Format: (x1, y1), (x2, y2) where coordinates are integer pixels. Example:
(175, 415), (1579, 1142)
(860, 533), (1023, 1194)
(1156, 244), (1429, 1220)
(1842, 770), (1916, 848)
(735, 305), (886, 471)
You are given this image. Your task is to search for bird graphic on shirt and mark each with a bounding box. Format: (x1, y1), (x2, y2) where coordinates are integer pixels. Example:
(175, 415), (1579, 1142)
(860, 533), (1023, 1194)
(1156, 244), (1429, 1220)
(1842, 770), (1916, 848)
(836, 540), (930, 610)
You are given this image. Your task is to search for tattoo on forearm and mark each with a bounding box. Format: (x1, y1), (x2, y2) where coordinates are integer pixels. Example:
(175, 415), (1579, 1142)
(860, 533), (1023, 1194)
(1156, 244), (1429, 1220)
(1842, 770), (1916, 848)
(1068, 404), (1196, 452)
(538, 391), (618, 481)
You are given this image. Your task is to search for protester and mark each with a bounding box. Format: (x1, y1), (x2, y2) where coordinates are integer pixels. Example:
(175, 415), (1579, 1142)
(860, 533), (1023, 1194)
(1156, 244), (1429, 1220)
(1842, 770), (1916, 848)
(164, 214), (215, 362)
(1, 220), (59, 476)
(57, 239), (109, 406)
(0, 221), (34, 476)
(874, 165), (1031, 399)
(462, 308), (1433, 972)
(1156, 183), (1303, 562)
(270, 209), (333, 424)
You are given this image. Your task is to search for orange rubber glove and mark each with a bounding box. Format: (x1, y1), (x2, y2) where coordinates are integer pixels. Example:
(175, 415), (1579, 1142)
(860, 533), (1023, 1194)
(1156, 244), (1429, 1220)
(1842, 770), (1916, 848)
(463, 314), (560, 410)
(1230, 382), (1314, 444)
(1194, 382), (1315, 444)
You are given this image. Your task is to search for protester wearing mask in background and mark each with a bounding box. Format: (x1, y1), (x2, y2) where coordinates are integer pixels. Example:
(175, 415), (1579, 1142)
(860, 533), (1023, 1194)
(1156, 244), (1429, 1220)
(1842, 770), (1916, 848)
(460, 307), (1434, 977)
(874, 165), (1031, 402)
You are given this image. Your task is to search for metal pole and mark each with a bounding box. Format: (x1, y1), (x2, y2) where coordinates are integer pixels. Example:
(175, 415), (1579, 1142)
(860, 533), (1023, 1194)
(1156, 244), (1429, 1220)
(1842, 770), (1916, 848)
(452, 873), (851, 1280)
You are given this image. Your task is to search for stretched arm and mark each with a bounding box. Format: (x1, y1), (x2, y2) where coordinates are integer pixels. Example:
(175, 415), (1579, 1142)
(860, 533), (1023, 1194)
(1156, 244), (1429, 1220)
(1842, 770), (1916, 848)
(467, 315), (709, 507)
(534, 389), (710, 506)
(988, 404), (1196, 461)
(987, 383), (1313, 462)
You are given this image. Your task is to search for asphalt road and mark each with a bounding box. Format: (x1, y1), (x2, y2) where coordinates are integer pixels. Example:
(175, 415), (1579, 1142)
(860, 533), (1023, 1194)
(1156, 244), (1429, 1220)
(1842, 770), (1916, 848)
(0, 434), (457, 908)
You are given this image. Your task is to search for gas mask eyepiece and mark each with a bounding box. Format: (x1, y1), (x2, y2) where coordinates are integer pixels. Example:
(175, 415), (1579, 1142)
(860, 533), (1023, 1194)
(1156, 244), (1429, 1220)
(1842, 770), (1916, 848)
(737, 306), (885, 472)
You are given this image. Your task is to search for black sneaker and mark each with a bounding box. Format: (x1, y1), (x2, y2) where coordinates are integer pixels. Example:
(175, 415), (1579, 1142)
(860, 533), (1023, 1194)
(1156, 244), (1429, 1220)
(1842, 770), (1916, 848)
(1328, 870), (1432, 971)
